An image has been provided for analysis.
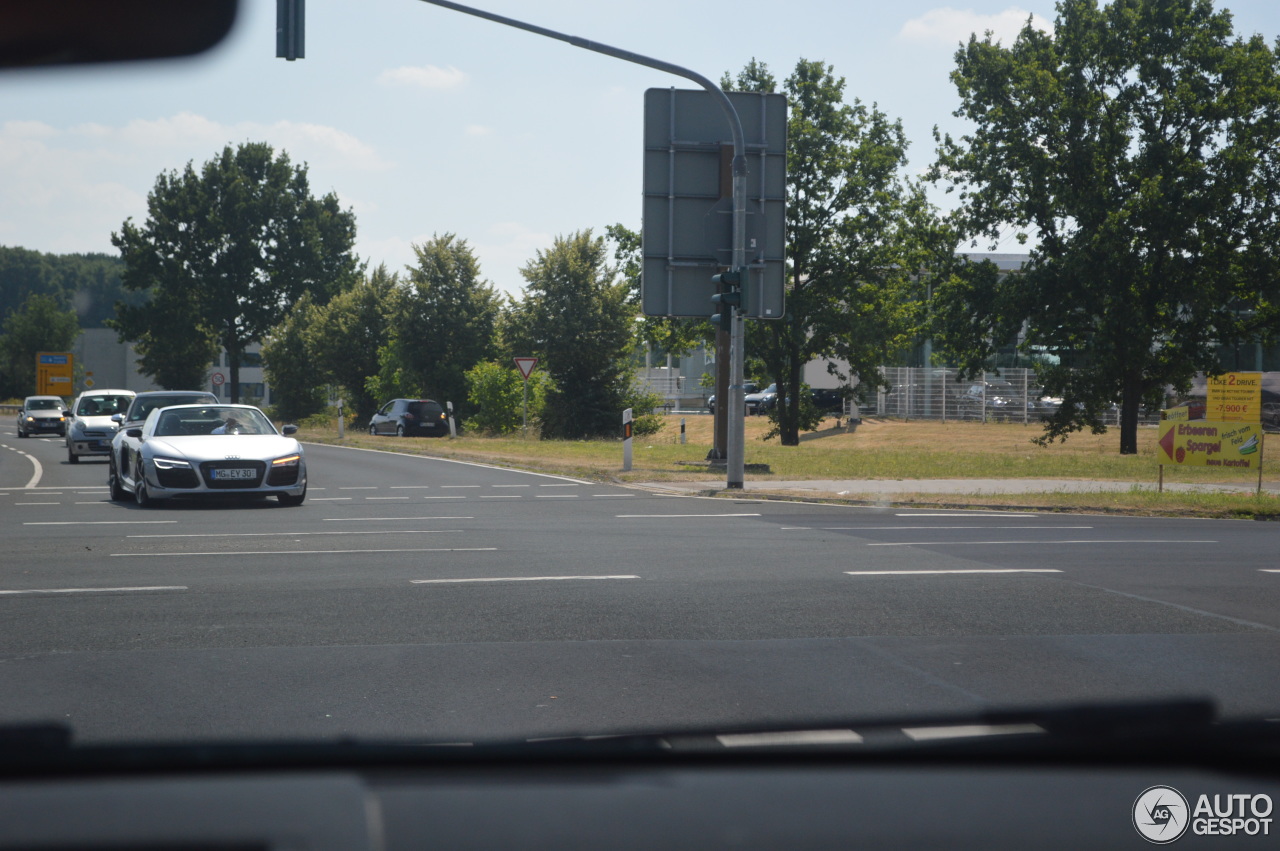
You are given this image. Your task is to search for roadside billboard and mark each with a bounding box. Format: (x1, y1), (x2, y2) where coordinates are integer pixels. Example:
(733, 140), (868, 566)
(1157, 420), (1263, 469)
(1206, 372), (1262, 423)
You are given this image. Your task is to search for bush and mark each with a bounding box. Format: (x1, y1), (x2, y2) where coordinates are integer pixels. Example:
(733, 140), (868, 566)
(465, 361), (552, 435)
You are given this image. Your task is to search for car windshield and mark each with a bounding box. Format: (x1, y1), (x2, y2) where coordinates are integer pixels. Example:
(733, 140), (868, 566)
(4, 0), (1280, 805)
(153, 407), (274, 437)
(129, 395), (216, 423)
(76, 395), (131, 416)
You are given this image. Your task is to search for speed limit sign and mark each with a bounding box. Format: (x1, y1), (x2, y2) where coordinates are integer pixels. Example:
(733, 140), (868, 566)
(211, 372), (226, 386)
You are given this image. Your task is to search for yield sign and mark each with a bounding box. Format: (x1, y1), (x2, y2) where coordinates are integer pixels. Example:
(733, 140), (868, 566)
(513, 357), (538, 380)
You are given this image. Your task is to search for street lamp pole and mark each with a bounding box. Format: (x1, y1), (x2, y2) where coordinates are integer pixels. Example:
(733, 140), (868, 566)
(415, 0), (748, 489)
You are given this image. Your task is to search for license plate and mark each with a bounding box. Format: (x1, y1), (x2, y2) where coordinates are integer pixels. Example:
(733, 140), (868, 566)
(212, 468), (256, 480)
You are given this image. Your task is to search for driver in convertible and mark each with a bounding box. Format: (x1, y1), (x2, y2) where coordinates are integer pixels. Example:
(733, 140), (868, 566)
(211, 415), (241, 435)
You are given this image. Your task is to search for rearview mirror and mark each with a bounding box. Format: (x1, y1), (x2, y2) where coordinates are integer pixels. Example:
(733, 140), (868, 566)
(0, 0), (238, 69)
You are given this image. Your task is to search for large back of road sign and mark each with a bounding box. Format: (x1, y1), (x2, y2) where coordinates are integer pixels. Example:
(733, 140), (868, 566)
(641, 88), (786, 319)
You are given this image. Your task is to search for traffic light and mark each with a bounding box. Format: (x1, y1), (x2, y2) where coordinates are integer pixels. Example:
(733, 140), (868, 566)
(709, 267), (747, 329)
(277, 0), (304, 60)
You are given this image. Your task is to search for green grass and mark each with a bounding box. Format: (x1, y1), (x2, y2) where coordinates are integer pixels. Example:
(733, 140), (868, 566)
(298, 415), (1280, 519)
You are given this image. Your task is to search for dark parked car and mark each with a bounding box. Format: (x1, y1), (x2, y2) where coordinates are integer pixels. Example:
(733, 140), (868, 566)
(369, 398), (449, 437)
(706, 382), (758, 416)
(809, 387), (847, 414)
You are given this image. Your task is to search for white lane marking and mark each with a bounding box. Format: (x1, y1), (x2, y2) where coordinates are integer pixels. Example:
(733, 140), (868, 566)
(74, 501), (109, 505)
(789, 525), (1095, 531)
(339, 486), (378, 490)
(594, 494), (636, 498)
(114, 547), (498, 557)
(441, 485), (480, 489)
(0, 586), (187, 596)
(846, 569), (1063, 575)
(25, 521), (178, 526)
(866, 539), (1217, 547)
(492, 484), (530, 488)
(421, 496), (466, 499)
(324, 516), (473, 522)
(536, 495), (579, 498)
(481, 495), (522, 499)
(16, 502), (59, 506)
(310, 498), (353, 501)
(616, 513), (761, 518)
(19, 448), (42, 488)
(390, 486), (433, 489)
(895, 512), (1035, 517)
(128, 530), (462, 539)
(411, 575), (639, 584)
(367, 497), (410, 500)
(540, 483), (580, 487)
(1261, 570), (1280, 573)
(717, 730), (863, 747)
(903, 724), (1043, 741)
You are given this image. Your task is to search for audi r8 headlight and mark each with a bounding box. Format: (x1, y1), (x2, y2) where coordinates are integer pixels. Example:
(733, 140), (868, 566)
(152, 456), (191, 470)
(272, 454), (301, 467)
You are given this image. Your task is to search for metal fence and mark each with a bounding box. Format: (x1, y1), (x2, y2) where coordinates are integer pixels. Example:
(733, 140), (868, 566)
(862, 367), (1160, 425)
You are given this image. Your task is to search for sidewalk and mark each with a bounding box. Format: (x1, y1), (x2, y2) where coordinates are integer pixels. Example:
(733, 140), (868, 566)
(643, 478), (1280, 498)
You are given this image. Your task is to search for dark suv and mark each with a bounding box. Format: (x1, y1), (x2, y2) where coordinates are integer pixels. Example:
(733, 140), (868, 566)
(368, 399), (449, 437)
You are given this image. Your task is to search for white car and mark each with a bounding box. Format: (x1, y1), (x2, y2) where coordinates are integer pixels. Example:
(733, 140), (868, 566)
(109, 404), (306, 507)
(64, 389), (135, 463)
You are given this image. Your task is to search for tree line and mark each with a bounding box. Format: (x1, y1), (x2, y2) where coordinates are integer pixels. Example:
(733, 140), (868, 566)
(5, 0), (1280, 452)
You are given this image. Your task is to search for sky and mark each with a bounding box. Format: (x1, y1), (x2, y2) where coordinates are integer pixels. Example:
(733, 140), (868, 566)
(2, 0), (1279, 298)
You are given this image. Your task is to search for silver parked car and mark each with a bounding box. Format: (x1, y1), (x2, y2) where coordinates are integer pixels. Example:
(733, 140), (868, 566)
(65, 389), (135, 463)
(16, 395), (68, 438)
(109, 404), (306, 507)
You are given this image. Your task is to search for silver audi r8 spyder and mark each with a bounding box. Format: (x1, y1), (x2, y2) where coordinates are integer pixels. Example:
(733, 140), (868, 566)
(109, 404), (306, 507)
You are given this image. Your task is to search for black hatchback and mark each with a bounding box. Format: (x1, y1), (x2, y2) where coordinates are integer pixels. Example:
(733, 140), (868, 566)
(368, 399), (449, 437)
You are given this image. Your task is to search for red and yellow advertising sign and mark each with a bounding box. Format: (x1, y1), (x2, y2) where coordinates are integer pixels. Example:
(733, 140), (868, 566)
(1206, 372), (1262, 423)
(1157, 420), (1263, 469)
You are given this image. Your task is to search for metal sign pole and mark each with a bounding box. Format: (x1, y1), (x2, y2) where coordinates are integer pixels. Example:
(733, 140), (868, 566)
(415, 0), (748, 489)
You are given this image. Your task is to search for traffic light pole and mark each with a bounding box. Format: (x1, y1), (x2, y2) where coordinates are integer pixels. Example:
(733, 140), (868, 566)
(415, 0), (748, 488)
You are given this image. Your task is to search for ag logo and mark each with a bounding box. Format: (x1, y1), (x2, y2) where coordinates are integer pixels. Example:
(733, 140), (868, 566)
(1134, 786), (1190, 843)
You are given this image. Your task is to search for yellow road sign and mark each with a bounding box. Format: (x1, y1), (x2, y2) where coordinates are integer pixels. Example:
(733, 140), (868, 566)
(35, 352), (74, 397)
(1206, 372), (1262, 422)
(1157, 419), (1263, 469)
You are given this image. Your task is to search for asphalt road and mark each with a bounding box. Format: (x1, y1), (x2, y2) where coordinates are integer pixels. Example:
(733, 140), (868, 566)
(1, 429), (1278, 744)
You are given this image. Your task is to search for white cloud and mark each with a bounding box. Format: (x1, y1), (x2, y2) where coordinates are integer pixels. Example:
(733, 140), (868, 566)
(465, 125), (492, 137)
(899, 7), (1052, 46)
(2, 120), (58, 140)
(376, 65), (467, 90)
(473, 222), (556, 297)
(0, 112), (392, 259)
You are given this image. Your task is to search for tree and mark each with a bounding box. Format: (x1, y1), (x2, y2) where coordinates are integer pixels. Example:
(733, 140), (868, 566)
(932, 0), (1280, 453)
(368, 235), (500, 419)
(307, 264), (402, 422)
(509, 230), (635, 439)
(0, 293), (80, 398)
(722, 59), (944, 445)
(260, 294), (328, 422)
(112, 142), (361, 399)
(0, 247), (137, 330)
